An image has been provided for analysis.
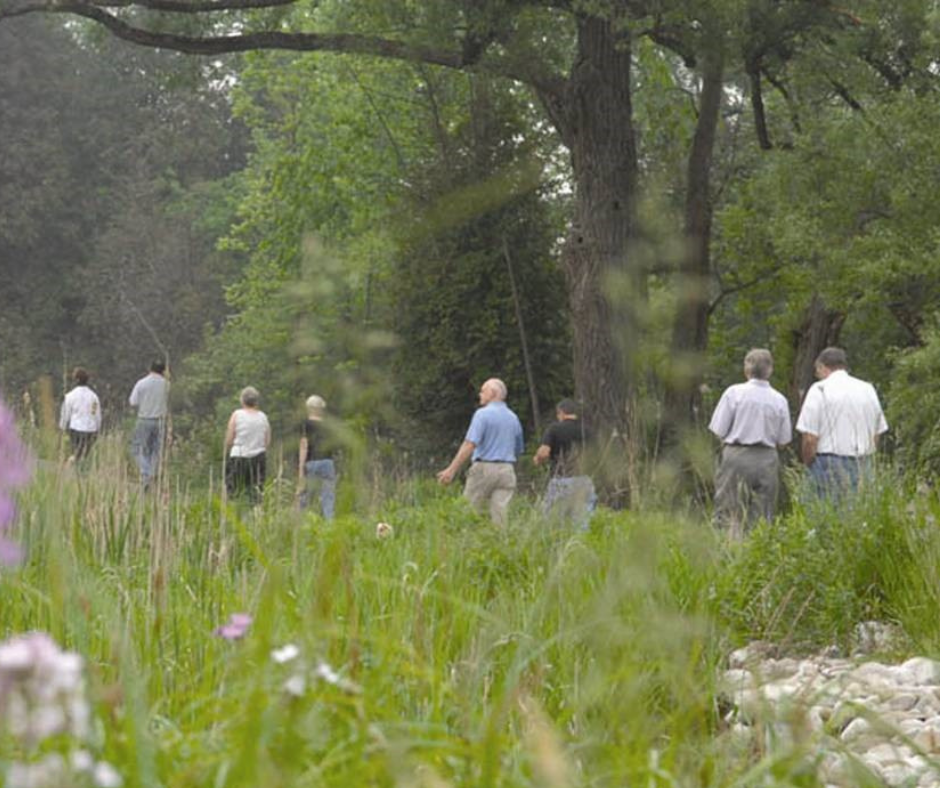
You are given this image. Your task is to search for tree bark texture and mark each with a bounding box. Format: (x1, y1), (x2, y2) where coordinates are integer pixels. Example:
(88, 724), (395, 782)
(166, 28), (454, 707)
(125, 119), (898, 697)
(546, 15), (639, 440)
(663, 37), (724, 435)
(789, 293), (845, 411)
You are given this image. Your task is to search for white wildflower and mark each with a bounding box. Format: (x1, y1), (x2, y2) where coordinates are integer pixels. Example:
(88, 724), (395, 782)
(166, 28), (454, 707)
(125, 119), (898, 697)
(30, 704), (66, 741)
(271, 644), (300, 664)
(283, 674), (306, 697)
(376, 522), (394, 539)
(314, 661), (361, 694)
(71, 749), (94, 773)
(6, 753), (65, 788)
(92, 760), (123, 788)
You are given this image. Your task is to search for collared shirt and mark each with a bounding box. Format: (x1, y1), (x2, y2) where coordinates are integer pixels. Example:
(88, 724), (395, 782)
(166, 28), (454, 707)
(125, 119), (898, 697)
(796, 370), (887, 457)
(129, 373), (169, 419)
(59, 385), (101, 433)
(465, 401), (524, 462)
(709, 378), (792, 448)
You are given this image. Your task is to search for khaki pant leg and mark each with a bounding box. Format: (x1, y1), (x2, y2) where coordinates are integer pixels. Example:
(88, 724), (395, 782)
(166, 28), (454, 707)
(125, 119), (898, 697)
(715, 447), (747, 539)
(488, 465), (516, 527)
(463, 463), (493, 516)
(746, 450), (780, 528)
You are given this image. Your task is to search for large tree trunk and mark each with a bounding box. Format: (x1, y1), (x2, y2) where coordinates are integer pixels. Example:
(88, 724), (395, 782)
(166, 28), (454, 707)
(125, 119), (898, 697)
(663, 37), (725, 438)
(541, 15), (639, 443)
(790, 293), (845, 411)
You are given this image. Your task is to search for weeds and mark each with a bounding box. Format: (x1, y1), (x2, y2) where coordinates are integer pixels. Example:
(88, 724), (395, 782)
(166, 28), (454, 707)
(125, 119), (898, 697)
(1, 442), (939, 786)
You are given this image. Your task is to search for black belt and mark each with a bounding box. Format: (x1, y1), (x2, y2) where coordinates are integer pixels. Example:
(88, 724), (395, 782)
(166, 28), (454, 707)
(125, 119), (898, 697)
(473, 459), (513, 464)
(725, 443), (773, 448)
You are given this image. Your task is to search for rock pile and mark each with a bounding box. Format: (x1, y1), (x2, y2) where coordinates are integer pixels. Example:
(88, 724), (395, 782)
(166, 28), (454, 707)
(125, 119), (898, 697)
(722, 636), (940, 787)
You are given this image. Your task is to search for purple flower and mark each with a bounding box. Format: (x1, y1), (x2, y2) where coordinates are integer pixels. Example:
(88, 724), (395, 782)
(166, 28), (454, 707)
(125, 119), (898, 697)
(0, 537), (24, 567)
(0, 395), (32, 566)
(214, 613), (252, 640)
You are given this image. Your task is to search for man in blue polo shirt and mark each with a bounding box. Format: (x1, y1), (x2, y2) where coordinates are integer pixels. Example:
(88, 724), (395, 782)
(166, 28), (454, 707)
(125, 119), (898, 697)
(437, 378), (524, 526)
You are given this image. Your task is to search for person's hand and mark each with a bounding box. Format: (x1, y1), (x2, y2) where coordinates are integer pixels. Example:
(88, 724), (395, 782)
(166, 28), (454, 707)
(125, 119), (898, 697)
(437, 467), (455, 485)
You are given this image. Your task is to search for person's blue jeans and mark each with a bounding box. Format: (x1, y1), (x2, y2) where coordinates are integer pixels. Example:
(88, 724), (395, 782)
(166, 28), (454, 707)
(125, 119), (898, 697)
(133, 418), (164, 486)
(302, 459), (336, 519)
(808, 454), (873, 501)
(543, 475), (597, 531)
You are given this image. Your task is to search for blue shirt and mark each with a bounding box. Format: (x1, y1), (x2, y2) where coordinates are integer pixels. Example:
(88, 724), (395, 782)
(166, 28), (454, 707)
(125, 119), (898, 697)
(465, 402), (524, 462)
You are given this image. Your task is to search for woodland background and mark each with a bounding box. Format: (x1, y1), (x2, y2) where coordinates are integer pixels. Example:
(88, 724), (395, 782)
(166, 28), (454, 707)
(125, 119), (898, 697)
(3, 0), (940, 485)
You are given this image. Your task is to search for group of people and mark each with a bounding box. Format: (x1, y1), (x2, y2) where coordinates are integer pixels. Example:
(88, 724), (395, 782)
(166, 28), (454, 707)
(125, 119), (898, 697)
(59, 363), (337, 514)
(220, 387), (337, 516)
(709, 346), (888, 538)
(436, 347), (888, 536)
(57, 347), (882, 532)
(60, 360), (170, 489)
(437, 378), (596, 528)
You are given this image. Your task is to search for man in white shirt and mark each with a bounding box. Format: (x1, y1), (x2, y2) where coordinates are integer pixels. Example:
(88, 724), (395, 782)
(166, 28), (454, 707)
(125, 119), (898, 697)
(59, 367), (102, 463)
(796, 346), (888, 498)
(129, 360), (170, 488)
(708, 349), (792, 538)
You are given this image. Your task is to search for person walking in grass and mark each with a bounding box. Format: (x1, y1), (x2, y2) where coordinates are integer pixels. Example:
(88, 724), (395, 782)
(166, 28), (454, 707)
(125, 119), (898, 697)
(59, 367), (101, 464)
(225, 386), (270, 504)
(709, 348), (792, 539)
(298, 394), (337, 519)
(534, 398), (597, 530)
(796, 346), (888, 499)
(129, 360), (170, 489)
(437, 378), (523, 527)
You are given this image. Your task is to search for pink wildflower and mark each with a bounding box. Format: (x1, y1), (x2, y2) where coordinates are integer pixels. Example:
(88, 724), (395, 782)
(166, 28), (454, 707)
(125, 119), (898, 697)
(214, 613), (252, 640)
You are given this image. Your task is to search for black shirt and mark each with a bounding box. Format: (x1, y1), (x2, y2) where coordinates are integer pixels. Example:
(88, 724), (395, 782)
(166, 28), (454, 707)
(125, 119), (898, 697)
(301, 419), (332, 463)
(541, 418), (591, 477)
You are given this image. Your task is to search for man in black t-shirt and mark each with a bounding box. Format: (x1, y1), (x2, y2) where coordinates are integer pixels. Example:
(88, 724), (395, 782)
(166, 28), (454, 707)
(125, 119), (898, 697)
(533, 399), (597, 529)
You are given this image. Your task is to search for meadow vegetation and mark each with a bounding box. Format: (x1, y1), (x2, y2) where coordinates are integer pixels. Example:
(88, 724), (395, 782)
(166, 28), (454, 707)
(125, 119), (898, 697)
(3, 430), (939, 787)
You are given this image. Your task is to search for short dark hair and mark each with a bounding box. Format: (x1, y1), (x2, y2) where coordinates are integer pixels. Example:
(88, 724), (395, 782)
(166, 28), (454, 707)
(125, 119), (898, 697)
(73, 367), (89, 386)
(815, 347), (847, 370)
(556, 398), (579, 416)
(151, 360), (166, 375)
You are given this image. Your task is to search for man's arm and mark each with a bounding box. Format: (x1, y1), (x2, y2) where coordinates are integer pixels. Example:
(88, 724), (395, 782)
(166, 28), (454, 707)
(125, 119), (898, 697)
(801, 432), (819, 466)
(533, 444), (551, 466)
(129, 381), (140, 408)
(298, 437), (308, 481)
(437, 440), (475, 485)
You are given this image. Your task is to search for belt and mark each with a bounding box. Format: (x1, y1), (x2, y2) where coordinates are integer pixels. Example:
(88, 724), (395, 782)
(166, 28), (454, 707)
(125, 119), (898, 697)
(817, 453), (864, 459)
(725, 443), (773, 448)
(137, 416), (165, 421)
(473, 459), (513, 464)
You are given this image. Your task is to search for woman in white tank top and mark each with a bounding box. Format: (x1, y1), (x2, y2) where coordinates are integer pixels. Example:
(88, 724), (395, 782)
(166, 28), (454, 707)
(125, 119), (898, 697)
(225, 386), (271, 502)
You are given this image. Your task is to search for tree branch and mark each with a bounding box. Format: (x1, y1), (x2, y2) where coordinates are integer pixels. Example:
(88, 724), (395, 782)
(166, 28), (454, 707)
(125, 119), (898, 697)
(746, 60), (772, 151)
(0, 0), (567, 97)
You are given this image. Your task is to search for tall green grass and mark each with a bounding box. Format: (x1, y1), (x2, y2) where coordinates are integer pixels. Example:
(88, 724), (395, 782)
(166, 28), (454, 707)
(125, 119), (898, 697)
(3, 437), (940, 786)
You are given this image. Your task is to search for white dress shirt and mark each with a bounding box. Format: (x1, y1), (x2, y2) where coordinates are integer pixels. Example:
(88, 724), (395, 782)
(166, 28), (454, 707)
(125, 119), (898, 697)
(796, 370), (888, 457)
(59, 386), (102, 433)
(709, 378), (792, 448)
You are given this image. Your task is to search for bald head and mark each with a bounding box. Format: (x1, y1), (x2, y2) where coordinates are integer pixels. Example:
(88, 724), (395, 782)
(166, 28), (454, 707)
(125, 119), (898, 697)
(479, 378), (508, 405)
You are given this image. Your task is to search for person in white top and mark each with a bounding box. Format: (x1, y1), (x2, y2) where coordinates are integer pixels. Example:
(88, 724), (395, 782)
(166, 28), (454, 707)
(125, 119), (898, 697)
(59, 367), (102, 463)
(225, 386), (271, 503)
(708, 348), (792, 538)
(796, 346), (888, 498)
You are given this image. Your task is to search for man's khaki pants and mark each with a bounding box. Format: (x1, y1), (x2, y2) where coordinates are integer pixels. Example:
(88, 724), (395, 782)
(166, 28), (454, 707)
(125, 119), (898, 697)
(464, 462), (516, 526)
(714, 444), (779, 540)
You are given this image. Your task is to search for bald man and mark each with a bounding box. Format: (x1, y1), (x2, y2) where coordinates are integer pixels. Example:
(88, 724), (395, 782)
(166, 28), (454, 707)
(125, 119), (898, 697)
(437, 378), (524, 526)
